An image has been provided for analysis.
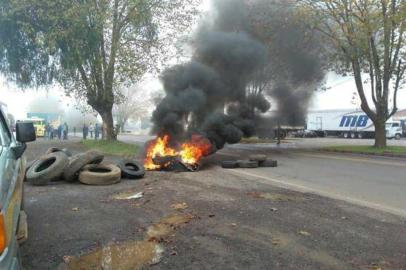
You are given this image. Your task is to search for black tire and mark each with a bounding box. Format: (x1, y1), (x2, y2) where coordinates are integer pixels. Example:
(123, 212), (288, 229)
(118, 159), (145, 179)
(79, 164), (121, 185)
(237, 160), (259, 168)
(221, 161), (238, 169)
(63, 151), (104, 182)
(395, 133), (401, 140)
(45, 147), (72, 157)
(26, 152), (69, 186)
(259, 159), (278, 167)
(249, 154), (267, 162)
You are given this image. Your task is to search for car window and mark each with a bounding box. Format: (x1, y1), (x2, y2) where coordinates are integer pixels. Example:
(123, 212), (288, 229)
(392, 123), (400, 127)
(0, 111), (12, 146)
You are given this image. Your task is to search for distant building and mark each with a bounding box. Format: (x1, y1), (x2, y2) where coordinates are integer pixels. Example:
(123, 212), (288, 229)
(393, 109), (406, 121)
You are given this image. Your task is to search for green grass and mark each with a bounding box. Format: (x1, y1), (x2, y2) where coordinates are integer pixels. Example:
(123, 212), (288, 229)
(81, 140), (139, 156)
(323, 145), (406, 155)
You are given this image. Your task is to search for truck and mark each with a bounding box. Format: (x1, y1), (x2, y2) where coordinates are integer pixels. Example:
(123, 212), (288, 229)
(23, 117), (46, 137)
(307, 109), (404, 139)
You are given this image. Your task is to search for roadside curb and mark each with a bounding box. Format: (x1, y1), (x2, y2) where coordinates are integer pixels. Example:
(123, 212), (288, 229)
(319, 149), (406, 159)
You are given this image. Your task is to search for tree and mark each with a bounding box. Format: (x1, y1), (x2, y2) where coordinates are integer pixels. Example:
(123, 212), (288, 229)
(244, 0), (326, 125)
(0, 0), (200, 140)
(300, 0), (406, 148)
(114, 86), (149, 133)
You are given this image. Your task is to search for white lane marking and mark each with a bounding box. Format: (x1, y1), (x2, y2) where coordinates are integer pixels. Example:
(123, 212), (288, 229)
(227, 168), (406, 218)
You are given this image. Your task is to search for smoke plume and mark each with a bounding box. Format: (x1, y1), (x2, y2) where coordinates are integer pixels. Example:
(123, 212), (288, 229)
(151, 0), (325, 149)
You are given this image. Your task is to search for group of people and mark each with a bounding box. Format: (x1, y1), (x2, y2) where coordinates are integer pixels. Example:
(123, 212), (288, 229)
(46, 122), (69, 140)
(82, 123), (103, 140)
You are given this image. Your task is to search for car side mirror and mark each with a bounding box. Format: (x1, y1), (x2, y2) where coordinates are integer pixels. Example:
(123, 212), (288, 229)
(16, 122), (36, 143)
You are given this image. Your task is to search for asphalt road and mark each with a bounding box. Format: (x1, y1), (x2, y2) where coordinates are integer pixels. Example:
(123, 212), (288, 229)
(220, 145), (406, 217)
(21, 139), (406, 269)
(115, 134), (406, 217)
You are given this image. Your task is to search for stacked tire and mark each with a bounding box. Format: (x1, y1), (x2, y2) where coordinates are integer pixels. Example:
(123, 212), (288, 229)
(221, 154), (277, 169)
(26, 147), (146, 186)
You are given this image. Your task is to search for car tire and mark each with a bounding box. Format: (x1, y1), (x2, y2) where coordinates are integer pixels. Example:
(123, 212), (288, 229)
(259, 159), (278, 167)
(26, 152), (69, 186)
(358, 133), (363, 139)
(395, 134), (401, 140)
(45, 147), (72, 157)
(249, 154), (267, 162)
(343, 132), (349, 139)
(221, 161), (238, 169)
(350, 133), (356, 139)
(63, 151), (104, 182)
(237, 160), (259, 168)
(79, 164), (121, 185)
(118, 159), (145, 179)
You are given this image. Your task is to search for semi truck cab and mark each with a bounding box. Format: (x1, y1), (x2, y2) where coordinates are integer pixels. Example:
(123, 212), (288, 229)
(386, 121), (403, 140)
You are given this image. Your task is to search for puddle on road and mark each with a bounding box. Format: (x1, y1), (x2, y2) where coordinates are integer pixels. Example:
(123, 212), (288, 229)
(147, 213), (194, 240)
(60, 241), (164, 270)
(247, 191), (305, 202)
(60, 213), (194, 270)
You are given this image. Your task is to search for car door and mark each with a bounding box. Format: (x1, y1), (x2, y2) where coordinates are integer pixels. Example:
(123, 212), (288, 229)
(0, 110), (23, 268)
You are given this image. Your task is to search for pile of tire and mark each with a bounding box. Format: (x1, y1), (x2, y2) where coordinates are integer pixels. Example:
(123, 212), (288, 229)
(221, 154), (277, 169)
(26, 148), (145, 186)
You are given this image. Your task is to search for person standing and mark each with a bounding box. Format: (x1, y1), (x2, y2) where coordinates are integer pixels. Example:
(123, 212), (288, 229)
(89, 123), (95, 139)
(73, 127), (76, 137)
(95, 123), (100, 140)
(83, 124), (88, 140)
(63, 122), (69, 140)
(57, 124), (62, 140)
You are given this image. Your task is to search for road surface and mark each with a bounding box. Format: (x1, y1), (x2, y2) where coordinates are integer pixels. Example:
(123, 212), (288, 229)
(21, 140), (406, 269)
(113, 134), (406, 217)
(219, 145), (406, 217)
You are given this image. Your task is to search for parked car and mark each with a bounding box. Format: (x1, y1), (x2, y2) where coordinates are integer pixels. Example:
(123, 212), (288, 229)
(0, 107), (36, 269)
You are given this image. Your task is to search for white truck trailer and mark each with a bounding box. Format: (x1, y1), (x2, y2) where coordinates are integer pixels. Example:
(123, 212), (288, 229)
(307, 109), (403, 139)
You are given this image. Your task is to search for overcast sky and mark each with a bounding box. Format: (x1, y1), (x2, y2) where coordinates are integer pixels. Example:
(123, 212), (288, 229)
(2, 72), (406, 120)
(1, 0), (406, 119)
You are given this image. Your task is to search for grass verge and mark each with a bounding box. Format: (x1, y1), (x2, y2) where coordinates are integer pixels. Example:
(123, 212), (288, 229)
(323, 145), (406, 155)
(81, 140), (139, 156)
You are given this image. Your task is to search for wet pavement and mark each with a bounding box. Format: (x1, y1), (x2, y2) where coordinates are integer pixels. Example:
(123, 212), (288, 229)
(21, 139), (406, 269)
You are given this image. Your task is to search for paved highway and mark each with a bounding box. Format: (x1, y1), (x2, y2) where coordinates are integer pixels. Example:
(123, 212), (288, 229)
(219, 146), (406, 217)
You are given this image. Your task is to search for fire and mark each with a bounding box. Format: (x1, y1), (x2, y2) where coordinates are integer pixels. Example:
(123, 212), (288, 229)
(144, 134), (212, 171)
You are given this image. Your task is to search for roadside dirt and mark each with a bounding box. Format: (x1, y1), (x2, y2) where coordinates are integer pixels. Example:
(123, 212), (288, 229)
(21, 139), (406, 270)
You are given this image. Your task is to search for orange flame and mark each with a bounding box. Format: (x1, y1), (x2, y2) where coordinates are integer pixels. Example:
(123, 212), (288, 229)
(144, 135), (212, 170)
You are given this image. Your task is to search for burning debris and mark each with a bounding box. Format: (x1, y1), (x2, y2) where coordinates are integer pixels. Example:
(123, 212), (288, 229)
(146, 1), (269, 170)
(145, 135), (213, 171)
(145, 0), (325, 170)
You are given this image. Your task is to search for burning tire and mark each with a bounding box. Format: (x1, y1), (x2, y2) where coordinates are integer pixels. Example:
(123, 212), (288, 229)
(63, 151), (104, 182)
(45, 147), (72, 157)
(118, 159), (145, 179)
(26, 152), (69, 186)
(259, 159), (278, 168)
(249, 154), (267, 162)
(221, 160), (238, 169)
(79, 164), (121, 185)
(237, 160), (259, 168)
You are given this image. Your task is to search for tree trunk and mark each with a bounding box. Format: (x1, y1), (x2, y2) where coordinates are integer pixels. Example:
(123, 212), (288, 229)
(374, 118), (387, 148)
(101, 110), (117, 141)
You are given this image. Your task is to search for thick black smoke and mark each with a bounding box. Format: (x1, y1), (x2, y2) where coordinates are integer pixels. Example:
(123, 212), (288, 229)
(151, 0), (325, 149)
(151, 0), (270, 150)
(249, 0), (326, 127)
